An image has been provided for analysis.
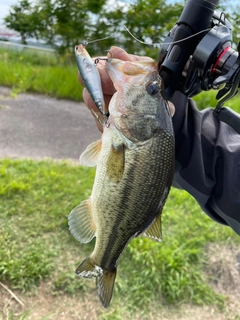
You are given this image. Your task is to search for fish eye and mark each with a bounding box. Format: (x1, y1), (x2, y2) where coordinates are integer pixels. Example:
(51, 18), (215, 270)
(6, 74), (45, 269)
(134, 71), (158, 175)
(146, 81), (159, 96)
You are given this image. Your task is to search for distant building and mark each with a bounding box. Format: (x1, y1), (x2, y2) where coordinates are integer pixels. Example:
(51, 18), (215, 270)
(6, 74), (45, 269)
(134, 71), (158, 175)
(0, 25), (20, 41)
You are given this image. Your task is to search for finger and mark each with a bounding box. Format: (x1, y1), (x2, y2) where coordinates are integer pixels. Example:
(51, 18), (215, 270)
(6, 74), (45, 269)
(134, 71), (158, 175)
(168, 101), (175, 117)
(83, 88), (112, 133)
(108, 46), (153, 62)
(83, 88), (103, 132)
(83, 87), (112, 111)
(98, 63), (115, 95)
(78, 71), (85, 87)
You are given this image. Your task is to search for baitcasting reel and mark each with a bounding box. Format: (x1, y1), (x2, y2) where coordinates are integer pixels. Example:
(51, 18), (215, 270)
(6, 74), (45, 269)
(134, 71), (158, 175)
(158, 0), (240, 133)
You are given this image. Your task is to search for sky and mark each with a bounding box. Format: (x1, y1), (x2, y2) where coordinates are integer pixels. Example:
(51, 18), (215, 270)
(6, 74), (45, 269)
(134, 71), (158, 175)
(0, 0), (17, 24)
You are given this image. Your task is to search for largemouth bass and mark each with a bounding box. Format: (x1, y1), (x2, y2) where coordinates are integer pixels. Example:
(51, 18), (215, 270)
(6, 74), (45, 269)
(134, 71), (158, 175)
(68, 57), (174, 308)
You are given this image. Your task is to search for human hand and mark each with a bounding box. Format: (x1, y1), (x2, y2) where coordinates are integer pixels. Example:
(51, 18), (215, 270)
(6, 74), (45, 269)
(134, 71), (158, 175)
(78, 46), (175, 132)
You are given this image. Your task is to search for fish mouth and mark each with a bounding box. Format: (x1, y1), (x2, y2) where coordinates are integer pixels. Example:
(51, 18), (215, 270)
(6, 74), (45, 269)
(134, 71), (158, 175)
(105, 58), (156, 91)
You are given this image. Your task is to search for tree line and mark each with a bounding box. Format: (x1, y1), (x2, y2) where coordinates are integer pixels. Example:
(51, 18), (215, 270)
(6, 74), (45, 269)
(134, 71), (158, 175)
(2, 0), (184, 58)
(4, 0), (239, 58)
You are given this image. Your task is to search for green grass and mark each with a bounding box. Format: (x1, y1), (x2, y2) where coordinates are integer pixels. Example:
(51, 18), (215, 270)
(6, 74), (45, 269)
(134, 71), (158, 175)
(0, 159), (95, 291)
(193, 89), (240, 113)
(0, 48), (83, 100)
(0, 158), (239, 317)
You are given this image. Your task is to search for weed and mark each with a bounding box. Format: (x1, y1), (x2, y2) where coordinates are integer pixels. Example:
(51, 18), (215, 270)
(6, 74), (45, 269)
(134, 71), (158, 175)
(53, 270), (87, 295)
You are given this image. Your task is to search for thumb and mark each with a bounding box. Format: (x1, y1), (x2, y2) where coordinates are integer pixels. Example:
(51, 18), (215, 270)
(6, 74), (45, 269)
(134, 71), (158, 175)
(108, 46), (152, 62)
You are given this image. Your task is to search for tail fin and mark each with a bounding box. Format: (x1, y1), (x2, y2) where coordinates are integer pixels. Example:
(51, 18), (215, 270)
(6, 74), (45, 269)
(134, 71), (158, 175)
(75, 257), (117, 308)
(96, 269), (117, 308)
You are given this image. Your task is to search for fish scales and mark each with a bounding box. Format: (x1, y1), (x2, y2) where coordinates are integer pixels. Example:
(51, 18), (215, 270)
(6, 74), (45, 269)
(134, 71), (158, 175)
(69, 56), (174, 308)
(93, 131), (173, 269)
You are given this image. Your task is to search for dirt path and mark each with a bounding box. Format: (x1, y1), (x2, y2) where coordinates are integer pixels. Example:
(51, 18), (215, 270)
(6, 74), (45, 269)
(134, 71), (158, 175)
(0, 86), (100, 161)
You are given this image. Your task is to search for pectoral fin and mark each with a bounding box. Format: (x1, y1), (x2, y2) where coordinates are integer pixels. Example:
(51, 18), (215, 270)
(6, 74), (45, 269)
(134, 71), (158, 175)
(80, 139), (102, 167)
(142, 214), (162, 242)
(68, 198), (96, 243)
(106, 143), (125, 183)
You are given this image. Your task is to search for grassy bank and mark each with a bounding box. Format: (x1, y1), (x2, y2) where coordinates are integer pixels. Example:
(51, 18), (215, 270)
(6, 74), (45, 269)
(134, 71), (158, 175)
(1, 159), (240, 319)
(0, 48), (83, 100)
(1, 47), (240, 113)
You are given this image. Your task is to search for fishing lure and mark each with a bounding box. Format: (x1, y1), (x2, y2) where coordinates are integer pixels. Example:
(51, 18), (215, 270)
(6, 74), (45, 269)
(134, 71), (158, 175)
(75, 43), (108, 119)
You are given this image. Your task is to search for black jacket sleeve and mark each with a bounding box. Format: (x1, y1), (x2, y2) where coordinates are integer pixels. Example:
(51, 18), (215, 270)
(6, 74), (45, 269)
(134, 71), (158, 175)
(171, 91), (240, 235)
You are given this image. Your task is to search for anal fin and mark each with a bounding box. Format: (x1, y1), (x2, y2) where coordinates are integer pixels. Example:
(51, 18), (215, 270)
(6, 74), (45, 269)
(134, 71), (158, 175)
(75, 256), (96, 277)
(142, 213), (162, 242)
(76, 257), (117, 308)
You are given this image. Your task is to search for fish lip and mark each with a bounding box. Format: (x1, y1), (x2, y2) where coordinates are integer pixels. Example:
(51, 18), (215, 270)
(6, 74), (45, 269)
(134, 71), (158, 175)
(106, 58), (156, 74)
(105, 59), (125, 90)
(105, 58), (156, 91)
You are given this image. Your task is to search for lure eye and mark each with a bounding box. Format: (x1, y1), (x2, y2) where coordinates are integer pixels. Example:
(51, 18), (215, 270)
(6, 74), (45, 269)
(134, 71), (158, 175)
(146, 81), (159, 96)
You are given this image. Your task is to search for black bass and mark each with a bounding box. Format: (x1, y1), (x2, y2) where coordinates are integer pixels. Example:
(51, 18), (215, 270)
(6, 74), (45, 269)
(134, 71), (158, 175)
(68, 57), (174, 308)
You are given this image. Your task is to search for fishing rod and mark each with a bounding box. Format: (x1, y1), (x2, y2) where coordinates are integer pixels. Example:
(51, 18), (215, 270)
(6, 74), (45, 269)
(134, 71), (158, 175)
(158, 0), (240, 134)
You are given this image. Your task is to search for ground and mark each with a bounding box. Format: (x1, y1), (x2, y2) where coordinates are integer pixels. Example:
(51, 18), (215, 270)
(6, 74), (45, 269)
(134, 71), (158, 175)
(1, 243), (240, 320)
(1, 87), (240, 320)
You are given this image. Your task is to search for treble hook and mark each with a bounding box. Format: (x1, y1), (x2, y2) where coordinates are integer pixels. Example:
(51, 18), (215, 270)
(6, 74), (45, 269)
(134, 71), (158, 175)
(94, 51), (113, 65)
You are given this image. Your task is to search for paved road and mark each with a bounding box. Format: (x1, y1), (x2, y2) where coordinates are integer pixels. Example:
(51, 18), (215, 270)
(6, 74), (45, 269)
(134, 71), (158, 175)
(0, 86), (100, 161)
